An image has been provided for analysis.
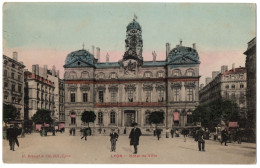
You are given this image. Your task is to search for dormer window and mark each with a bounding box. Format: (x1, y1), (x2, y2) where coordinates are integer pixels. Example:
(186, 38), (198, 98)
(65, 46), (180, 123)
(173, 70), (181, 77)
(144, 72), (152, 78)
(186, 69), (194, 76)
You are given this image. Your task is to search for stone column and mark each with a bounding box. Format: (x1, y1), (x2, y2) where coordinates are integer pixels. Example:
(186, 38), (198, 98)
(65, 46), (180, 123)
(122, 110), (124, 127)
(140, 109), (143, 127)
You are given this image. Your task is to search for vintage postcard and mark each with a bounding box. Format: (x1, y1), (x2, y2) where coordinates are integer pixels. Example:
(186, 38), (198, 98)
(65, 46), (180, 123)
(2, 2), (256, 164)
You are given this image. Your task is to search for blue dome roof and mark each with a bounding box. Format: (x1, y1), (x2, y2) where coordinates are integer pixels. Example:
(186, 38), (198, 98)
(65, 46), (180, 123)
(167, 46), (200, 64)
(127, 19), (142, 31)
(65, 49), (94, 67)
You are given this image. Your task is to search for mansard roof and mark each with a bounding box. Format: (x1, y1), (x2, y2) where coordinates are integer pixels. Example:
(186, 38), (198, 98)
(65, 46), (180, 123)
(167, 46), (200, 65)
(64, 49), (95, 68)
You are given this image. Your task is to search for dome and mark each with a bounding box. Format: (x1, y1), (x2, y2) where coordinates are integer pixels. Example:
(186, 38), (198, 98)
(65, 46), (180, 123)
(127, 19), (142, 31)
(167, 46), (200, 64)
(65, 49), (94, 66)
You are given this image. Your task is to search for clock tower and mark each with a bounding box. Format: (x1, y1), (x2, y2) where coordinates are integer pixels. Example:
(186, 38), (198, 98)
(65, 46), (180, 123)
(122, 17), (143, 75)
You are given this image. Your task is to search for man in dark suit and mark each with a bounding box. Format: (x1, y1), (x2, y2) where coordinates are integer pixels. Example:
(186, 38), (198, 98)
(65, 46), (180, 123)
(129, 122), (142, 154)
(7, 125), (19, 151)
(110, 129), (119, 152)
(221, 128), (228, 146)
(197, 127), (205, 152)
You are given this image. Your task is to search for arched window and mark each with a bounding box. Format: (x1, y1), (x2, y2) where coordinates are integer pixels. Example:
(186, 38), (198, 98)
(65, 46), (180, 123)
(110, 72), (117, 79)
(81, 71), (89, 79)
(110, 111), (116, 124)
(97, 72), (105, 79)
(144, 71), (152, 78)
(240, 84), (244, 88)
(173, 69), (181, 76)
(186, 69), (194, 76)
(69, 71), (77, 79)
(98, 112), (103, 124)
(231, 84), (236, 89)
(225, 85), (229, 89)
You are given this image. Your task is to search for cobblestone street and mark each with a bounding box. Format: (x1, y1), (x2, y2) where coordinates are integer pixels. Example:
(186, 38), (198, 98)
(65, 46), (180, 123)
(2, 131), (256, 164)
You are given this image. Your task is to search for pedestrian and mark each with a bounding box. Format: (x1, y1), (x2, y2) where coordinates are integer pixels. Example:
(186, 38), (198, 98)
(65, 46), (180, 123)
(182, 129), (189, 142)
(129, 122), (142, 154)
(153, 128), (156, 136)
(73, 128), (76, 136)
(52, 127), (56, 136)
(124, 127), (126, 134)
(221, 128), (228, 146)
(7, 125), (19, 151)
(104, 129), (106, 134)
(197, 127), (205, 152)
(110, 129), (119, 152)
(69, 128), (72, 136)
(166, 128), (170, 138)
(118, 128), (120, 134)
(81, 128), (88, 141)
(170, 128), (175, 138)
(156, 128), (162, 140)
(236, 128), (242, 144)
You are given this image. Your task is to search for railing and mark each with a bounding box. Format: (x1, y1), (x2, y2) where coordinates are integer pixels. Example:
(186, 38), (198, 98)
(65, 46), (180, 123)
(94, 102), (166, 107)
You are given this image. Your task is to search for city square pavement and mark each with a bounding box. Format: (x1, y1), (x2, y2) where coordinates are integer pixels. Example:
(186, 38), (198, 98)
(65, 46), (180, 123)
(2, 131), (256, 164)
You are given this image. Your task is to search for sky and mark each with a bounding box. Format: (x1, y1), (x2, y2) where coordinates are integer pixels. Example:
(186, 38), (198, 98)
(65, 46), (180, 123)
(2, 3), (256, 85)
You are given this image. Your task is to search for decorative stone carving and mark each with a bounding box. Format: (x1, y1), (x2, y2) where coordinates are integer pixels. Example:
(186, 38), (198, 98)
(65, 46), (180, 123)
(67, 84), (77, 91)
(108, 85), (118, 92)
(143, 84), (153, 91)
(184, 81), (196, 88)
(80, 84), (90, 91)
(125, 84), (136, 91)
(155, 84), (165, 91)
(170, 82), (182, 89)
(96, 85), (106, 91)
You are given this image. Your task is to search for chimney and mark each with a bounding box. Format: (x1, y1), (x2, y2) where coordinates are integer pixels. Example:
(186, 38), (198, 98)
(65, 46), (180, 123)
(57, 70), (60, 78)
(106, 53), (109, 63)
(13, 52), (18, 61)
(36, 64), (39, 76)
(212, 71), (220, 80)
(221, 65), (228, 73)
(232, 63), (235, 72)
(44, 65), (48, 78)
(96, 47), (100, 62)
(180, 39), (182, 46)
(205, 77), (212, 85)
(52, 65), (56, 76)
(92, 45), (95, 57)
(192, 43), (196, 50)
(152, 51), (157, 62)
(166, 43), (170, 58)
(32, 65), (36, 74)
(200, 84), (205, 90)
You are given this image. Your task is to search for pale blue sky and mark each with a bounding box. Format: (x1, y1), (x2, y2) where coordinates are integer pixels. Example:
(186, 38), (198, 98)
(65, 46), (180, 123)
(3, 3), (255, 51)
(2, 3), (256, 84)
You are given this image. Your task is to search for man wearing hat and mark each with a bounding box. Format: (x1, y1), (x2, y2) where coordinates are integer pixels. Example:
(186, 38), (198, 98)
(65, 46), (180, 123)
(109, 128), (119, 152)
(129, 122), (142, 154)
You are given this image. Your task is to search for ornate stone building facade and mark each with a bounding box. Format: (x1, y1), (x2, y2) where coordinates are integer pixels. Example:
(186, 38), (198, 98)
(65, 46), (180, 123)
(3, 52), (26, 120)
(24, 66), (55, 120)
(199, 67), (247, 120)
(64, 18), (200, 133)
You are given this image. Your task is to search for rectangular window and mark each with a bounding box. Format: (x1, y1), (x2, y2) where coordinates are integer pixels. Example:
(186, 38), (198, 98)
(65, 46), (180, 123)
(173, 88), (180, 101)
(12, 84), (16, 91)
(83, 93), (88, 102)
(111, 73), (116, 79)
(158, 72), (163, 78)
(71, 93), (75, 102)
(98, 112), (103, 124)
(99, 91), (104, 102)
(4, 70), (7, 77)
(110, 112), (116, 124)
(158, 90), (164, 102)
(111, 91), (117, 102)
(18, 75), (21, 81)
(145, 91), (151, 102)
(128, 90), (134, 102)
(4, 82), (8, 88)
(11, 73), (15, 79)
(187, 88), (193, 101)
(18, 85), (22, 93)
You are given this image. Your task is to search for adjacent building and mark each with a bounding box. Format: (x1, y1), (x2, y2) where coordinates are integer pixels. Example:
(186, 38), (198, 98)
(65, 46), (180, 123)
(64, 18), (200, 133)
(3, 52), (26, 120)
(24, 65), (55, 120)
(199, 66), (247, 120)
(244, 37), (256, 137)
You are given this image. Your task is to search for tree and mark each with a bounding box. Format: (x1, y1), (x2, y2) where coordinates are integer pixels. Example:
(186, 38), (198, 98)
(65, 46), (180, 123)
(32, 109), (53, 125)
(193, 98), (240, 128)
(3, 103), (19, 124)
(81, 111), (96, 128)
(148, 111), (165, 128)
